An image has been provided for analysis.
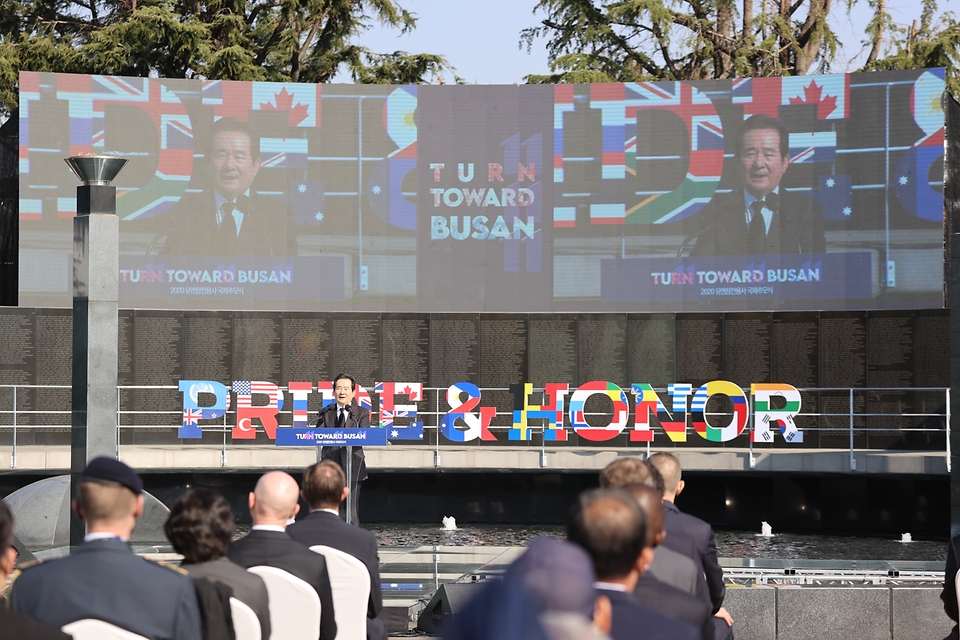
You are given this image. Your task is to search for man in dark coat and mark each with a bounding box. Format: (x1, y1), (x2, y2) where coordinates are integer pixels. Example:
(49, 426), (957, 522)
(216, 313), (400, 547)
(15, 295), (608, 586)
(624, 483), (714, 640)
(10, 458), (203, 640)
(288, 460), (387, 640)
(567, 489), (699, 640)
(0, 500), (71, 640)
(649, 452), (733, 640)
(228, 471), (337, 640)
(599, 458), (702, 596)
(689, 113), (825, 257)
(314, 373), (372, 524)
(159, 116), (296, 256)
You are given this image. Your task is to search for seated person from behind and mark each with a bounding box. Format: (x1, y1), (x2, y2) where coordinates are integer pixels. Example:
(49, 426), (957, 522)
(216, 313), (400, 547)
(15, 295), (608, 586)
(164, 488), (271, 640)
(287, 460), (387, 640)
(690, 113), (825, 256)
(228, 470), (337, 640)
(10, 457), (203, 640)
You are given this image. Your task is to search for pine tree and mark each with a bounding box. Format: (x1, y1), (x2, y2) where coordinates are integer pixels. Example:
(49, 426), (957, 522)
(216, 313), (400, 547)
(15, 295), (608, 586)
(0, 0), (454, 117)
(861, 0), (959, 98)
(521, 0), (956, 87)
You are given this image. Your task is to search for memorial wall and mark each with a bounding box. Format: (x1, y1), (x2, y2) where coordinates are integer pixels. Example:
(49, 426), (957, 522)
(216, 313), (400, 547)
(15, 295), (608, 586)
(0, 308), (947, 448)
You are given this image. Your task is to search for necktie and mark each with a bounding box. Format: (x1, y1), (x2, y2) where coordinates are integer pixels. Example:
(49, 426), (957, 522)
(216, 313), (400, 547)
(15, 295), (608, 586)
(219, 202), (238, 252)
(748, 200), (767, 254)
(336, 408), (345, 429)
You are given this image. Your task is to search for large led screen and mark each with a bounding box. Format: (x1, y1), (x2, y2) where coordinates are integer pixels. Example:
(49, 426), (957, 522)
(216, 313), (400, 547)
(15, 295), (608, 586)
(18, 69), (945, 312)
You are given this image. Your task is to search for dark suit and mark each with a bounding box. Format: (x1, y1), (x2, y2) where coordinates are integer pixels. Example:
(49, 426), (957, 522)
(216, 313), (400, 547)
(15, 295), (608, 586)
(597, 587), (699, 640)
(660, 501), (725, 614)
(315, 402), (372, 524)
(0, 608), (72, 640)
(647, 545), (700, 596)
(184, 556), (271, 640)
(633, 574), (714, 640)
(689, 189), (825, 256)
(941, 534), (960, 640)
(288, 510), (386, 640)
(159, 191), (297, 256)
(227, 528), (337, 640)
(10, 538), (203, 640)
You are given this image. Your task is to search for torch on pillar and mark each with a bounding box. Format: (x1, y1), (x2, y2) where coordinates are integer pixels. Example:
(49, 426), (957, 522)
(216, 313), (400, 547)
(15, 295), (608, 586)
(64, 155), (127, 546)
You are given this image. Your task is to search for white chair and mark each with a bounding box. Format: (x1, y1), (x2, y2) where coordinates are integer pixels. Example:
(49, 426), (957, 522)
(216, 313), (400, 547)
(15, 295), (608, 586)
(62, 619), (149, 640)
(248, 565), (321, 640)
(954, 569), (960, 614)
(230, 597), (262, 640)
(309, 545), (371, 640)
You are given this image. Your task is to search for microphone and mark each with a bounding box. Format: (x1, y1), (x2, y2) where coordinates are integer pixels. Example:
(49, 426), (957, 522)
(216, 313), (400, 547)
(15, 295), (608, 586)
(343, 404), (355, 428)
(678, 229), (709, 258)
(146, 230), (173, 255)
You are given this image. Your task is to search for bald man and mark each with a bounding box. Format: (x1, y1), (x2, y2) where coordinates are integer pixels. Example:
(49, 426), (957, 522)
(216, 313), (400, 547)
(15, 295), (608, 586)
(228, 471), (337, 640)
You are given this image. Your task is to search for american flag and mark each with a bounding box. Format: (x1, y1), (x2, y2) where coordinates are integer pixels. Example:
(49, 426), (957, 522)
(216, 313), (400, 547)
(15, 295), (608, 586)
(234, 381), (283, 409)
(233, 381), (283, 440)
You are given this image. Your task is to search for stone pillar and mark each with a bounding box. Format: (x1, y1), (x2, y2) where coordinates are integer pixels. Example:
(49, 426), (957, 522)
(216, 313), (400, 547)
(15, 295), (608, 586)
(66, 156), (127, 546)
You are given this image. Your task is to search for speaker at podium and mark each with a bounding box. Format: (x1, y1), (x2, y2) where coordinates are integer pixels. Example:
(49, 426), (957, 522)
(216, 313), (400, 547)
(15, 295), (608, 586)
(415, 581), (490, 633)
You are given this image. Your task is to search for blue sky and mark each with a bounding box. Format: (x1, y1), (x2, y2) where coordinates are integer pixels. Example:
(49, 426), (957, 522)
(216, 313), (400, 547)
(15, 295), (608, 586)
(335, 0), (938, 84)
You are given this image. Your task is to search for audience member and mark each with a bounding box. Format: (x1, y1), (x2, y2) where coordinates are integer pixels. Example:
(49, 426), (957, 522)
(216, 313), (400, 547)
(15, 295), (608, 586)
(941, 533), (960, 640)
(0, 499), (71, 640)
(649, 452), (733, 640)
(599, 459), (700, 596)
(566, 489), (698, 640)
(509, 537), (613, 640)
(442, 573), (552, 640)
(444, 537), (612, 640)
(228, 470), (337, 640)
(622, 484), (714, 640)
(10, 458), (203, 640)
(288, 460), (387, 640)
(165, 489), (271, 640)
(598, 457), (653, 489)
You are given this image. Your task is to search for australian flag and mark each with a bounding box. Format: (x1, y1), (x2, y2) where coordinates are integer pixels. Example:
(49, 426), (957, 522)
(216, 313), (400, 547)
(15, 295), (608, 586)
(388, 422), (424, 441)
(288, 179), (325, 225)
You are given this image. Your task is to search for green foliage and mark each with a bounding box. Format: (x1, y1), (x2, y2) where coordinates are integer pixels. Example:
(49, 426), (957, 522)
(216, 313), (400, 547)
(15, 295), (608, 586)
(520, 0), (922, 83)
(0, 0), (455, 117)
(351, 51), (459, 84)
(861, 0), (959, 99)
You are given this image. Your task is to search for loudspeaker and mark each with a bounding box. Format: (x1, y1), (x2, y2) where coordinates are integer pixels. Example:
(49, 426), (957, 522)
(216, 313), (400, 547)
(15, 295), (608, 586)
(415, 582), (488, 633)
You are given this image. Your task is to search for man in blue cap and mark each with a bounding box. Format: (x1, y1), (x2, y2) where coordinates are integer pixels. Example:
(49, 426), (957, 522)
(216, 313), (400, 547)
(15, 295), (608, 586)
(10, 457), (203, 640)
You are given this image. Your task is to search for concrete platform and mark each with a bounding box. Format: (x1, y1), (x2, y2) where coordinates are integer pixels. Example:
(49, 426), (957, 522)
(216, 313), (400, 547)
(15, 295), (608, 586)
(0, 444), (948, 475)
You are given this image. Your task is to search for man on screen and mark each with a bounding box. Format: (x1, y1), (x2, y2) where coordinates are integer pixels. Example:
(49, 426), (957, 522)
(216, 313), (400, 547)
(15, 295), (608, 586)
(689, 114), (825, 256)
(160, 117), (297, 256)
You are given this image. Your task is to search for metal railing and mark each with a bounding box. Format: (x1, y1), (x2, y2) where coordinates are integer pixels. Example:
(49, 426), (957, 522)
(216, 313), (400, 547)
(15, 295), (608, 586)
(0, 384), (950, 471)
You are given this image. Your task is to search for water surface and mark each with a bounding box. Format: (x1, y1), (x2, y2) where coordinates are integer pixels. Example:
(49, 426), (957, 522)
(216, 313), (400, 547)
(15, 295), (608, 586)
(367, 523), (948, 562)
